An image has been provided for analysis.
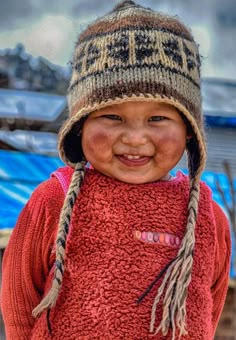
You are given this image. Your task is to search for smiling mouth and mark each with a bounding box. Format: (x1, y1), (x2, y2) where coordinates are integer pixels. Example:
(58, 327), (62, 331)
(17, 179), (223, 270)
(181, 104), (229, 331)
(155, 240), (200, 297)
(117, 154), (151, 166)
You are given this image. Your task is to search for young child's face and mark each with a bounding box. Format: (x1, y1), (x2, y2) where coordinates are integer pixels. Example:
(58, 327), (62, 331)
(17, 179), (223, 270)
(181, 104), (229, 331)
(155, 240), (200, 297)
(82, 101), (188, 184)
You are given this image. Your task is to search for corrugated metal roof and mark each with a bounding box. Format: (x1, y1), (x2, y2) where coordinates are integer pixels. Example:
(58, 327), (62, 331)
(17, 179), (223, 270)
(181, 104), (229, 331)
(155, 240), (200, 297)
(178, 127), (236, 175)
(0, 88), (66, 121)
(0, 130), (58, 155)
(206, 127), (236, 172)
(202, 78), (236, 117)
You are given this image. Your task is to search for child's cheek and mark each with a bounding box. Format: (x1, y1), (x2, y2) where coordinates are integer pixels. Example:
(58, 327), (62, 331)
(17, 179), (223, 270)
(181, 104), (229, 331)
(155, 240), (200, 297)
(90, 131), (110, 145)
(84, 130), (111, 154)
(157, 129), (185, 149)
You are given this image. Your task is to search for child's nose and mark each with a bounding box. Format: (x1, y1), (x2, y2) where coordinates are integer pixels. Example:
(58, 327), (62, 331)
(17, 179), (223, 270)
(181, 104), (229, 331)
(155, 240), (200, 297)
(121, 127), (148, 146)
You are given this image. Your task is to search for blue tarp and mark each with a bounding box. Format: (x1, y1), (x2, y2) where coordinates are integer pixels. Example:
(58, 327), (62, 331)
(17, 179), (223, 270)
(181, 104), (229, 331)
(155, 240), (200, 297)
(0, 149), (235, 279)
(0, 150), (63, 230)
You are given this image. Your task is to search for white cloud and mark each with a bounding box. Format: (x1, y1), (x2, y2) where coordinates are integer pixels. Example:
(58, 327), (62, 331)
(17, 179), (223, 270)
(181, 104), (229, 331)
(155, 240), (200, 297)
(0, 15), (77, 65)
(191, 25), (215, 78)
(191, 25), (212, 58)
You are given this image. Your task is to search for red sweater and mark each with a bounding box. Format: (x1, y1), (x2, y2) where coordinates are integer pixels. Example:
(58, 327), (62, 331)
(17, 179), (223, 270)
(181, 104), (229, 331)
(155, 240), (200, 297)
(1, 167), (231, 339)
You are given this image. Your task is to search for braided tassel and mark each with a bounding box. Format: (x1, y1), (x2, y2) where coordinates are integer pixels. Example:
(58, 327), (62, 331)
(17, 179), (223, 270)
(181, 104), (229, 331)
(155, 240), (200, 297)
(32, 161), (86, 318)
(150, 179), (200, 339)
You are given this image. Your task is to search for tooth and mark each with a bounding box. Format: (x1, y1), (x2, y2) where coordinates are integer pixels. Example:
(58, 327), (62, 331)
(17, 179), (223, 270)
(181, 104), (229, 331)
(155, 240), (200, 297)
(124, 155), (141, 160)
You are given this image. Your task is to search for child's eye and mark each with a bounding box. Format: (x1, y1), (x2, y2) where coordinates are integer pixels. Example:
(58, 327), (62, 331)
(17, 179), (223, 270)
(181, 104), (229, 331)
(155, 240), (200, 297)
(102, 114), (121, 121)
(149, 116), (166, 122)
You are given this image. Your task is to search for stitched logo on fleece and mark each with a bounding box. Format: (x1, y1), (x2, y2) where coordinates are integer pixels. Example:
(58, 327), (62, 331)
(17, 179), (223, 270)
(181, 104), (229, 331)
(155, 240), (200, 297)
(134, 230), (181, 247)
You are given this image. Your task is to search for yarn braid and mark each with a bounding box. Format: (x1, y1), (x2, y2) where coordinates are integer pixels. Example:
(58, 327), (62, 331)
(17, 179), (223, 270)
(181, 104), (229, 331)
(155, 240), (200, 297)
(32, 161), (86, 318)
(150, 177), (200, 340)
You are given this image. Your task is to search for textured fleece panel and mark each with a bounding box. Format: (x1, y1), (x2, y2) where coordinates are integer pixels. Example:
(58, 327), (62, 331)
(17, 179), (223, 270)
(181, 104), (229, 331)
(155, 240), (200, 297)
(31, 170), (217, 339)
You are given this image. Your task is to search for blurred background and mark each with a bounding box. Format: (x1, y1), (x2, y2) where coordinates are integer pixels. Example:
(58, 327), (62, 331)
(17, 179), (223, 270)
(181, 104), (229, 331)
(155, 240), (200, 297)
(0, 0), (235, 338)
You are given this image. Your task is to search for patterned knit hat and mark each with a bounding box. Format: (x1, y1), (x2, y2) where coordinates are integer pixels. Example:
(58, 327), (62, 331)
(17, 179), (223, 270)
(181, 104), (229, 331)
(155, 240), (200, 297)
(33, 1), (207, 339)
(58, 0), (206, 176)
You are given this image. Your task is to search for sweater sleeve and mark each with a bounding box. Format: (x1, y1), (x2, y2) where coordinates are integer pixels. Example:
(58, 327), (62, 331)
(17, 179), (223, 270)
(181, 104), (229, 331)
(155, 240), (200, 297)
(211, 200), (231, 336)
(1, 177), (65, 340)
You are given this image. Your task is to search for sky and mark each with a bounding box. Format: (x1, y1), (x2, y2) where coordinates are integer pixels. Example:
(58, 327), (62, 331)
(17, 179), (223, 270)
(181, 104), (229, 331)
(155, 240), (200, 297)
(0, 0), (236, 80)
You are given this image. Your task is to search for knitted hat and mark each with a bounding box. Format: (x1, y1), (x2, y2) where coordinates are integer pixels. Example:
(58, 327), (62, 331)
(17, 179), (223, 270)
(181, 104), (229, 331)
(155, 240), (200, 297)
(33, 1), (207, 339)
(58, 0), (206, 176)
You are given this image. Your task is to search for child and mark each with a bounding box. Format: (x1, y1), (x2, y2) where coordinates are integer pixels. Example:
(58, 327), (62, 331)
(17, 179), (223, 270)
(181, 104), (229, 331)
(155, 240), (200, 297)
(1, 1), (231, 339)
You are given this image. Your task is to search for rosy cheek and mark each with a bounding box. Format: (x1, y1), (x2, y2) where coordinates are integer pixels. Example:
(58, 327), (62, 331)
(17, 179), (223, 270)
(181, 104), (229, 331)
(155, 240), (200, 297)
(89, 131), (108, 145)
(157, 130), (185, 149)
(158, 131), (176, 143)
(83, 130), (111, 156)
